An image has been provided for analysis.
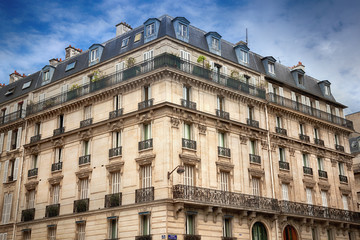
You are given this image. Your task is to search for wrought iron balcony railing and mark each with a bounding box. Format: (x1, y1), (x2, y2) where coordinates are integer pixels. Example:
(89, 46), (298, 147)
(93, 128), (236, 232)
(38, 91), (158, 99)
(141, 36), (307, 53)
(184, 235), (201, 240)
(26, 53), (265, 116)
(182, 138), (197, 150)
(138, 139), (153, 151)
(80, 118), (93, 128)
(339, 175), (348, 183)
(249, 154), (261, 164)
(73, 199), (89, 213)
(21, 208), (35, 222)
(138, 99), (154, 110)
(28, 168), (38, 178)
(216, 109), (229, 119)
(247, 118), (259, 128)
(45, 204), (60, 218)
(109, 146), (122, 158)
(267, 93), (353, 130)
(303, 166), (313, 175)
(181, 99), (197, 110)
(135, 187), (154, 203)
(335, 144), (344, 152)
(135, 235), (152, 240)
(51, 162), (62, 172)
(318, 170), (328, 179)
(30, 134), (41, 143)
(105, 192), (122, 208)
(109, 108), (123, 119)
(0, 109), (24, 127)
(299, 134), (310, 142)
(53, 127), (65, 136)
(279, 161), (290, 170)
(275, 127), (287, 136)
(218, 146), (231, 157)
(222, 237), (236, 240)
(79, 155), (91, 165)
(314, 138), (325, 146)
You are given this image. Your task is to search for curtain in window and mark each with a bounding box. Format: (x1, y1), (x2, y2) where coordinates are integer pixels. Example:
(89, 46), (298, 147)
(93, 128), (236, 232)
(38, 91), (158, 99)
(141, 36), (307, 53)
(186, 215), (194, 235)
(283, 225), (298, 240)
(218, 133), (225, 148)
(184, 124), (191, 140)
(112, 172), (121, 194)
(142, 165), (152, 188)
(252, 222), (267, 240)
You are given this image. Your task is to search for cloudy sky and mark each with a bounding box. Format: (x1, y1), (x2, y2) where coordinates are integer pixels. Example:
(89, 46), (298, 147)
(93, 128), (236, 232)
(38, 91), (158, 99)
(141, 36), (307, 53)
(0, 0), (359, 114)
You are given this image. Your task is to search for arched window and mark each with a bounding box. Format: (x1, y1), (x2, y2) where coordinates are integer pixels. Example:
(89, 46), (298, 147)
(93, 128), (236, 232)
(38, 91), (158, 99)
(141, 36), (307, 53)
(252, 222), (267, 240)
(283, 225), (298, 240)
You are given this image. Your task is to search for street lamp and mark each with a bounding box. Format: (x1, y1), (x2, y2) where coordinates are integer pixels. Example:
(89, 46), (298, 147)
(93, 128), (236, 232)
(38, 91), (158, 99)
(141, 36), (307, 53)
(168, 165), (185, 179)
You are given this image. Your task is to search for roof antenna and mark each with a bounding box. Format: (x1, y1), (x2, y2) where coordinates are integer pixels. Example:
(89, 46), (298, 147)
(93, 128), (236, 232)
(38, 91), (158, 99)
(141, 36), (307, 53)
(246, 28), (248, 45)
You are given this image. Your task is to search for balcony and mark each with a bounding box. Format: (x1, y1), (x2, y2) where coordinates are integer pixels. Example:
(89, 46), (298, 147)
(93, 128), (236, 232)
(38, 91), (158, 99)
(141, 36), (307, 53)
(222, 238), (236, 240)
(138, 139), (153, 151)
(109, 108), (123, 119)
(27, 168), (38, 178)
(73, 199), (89, 213)
(135, 236), (152, 240)
(138, 99), (153, 110)
(249, 154), (261, 164)
(21, 208), (35, 222)
(45, 204), (60, 218)
(339, 175), (348, 183)
(247, 118), (259, 128)
(26, 53), (266, 117)
(182, 138), (197, 150)
(109, 146), (122, 158)
(181, 99), (197, 110)
(135, 187), (154, 203)
(314, 138), (325, 147)
(279, 161), (290, 170)
(299, 134), (310, 142)
(0, 109), (24, 127)
(30, 134), (41, 143)
(275, 127), (287, 136)
(51, 162), (62, 172)
(80, 118), (93, 128)
(267, 93), (354, 130)
(105, 192), (122, 208)
(184, 235), (201, 240)
(53, 127), (65, 136)
(216, 109), (229, 119)
(318, 170), (328, 179)
(79, 155), (91, 165)
(218, 147), (231, 157)
(303, 166), (313, 175)
(335, 144), (344, 152)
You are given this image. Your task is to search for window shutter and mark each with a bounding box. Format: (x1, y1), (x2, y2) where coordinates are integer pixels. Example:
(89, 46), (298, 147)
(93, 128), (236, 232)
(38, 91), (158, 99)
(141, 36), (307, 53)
(321, 191), (328, 207)
(5, 193), (12, 224)
(183, 86), (187, 100)
(112, 172), (121, 193)
(335, 108), (340, 117)
(252, 178), (260, 196)
(13, 157), (19, 180)
(301, 95), (306, 105)
(282, 184), (289, 201)
(326, 104), (331, 114)
(180, 50), (184, 59)
(53, 185), (60, 204)
(268, 83), (273, 94)
(113, 96), (118, 110)
(80, 179), (88, 199)
(342, 195), (348, 210)
(0, 133), (4, 153)
(184, 165), (193, 186)
(3, 160), (9, 183)
(61, 84), (68, 94)
(305, 97), (311, 106)
(112, 132), (117, 148)
(115, 63), (121, 72)
(16, 127), (22, 149)
(223, 66), (228, 75)
(209, 61), (214, 71)
(39, 93), (45, 102)
(13, 103), (18, 113)
(306, 188), (313, 204)
(291, 91), (296, 101)
(315, 100), (320, 110)
(147, 86), (151, 99)
(6, 130), (12, 151)
(278, 87), (284, 97)
(143, 52), (148, 61)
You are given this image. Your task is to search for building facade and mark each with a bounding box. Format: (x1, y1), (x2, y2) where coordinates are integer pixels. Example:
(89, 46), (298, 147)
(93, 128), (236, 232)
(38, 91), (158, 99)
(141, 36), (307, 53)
(0, 15), (359, 240)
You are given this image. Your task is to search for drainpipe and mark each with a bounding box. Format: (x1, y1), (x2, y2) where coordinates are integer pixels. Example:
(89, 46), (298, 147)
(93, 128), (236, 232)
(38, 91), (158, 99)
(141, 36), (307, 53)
(265, 104), (279, 240)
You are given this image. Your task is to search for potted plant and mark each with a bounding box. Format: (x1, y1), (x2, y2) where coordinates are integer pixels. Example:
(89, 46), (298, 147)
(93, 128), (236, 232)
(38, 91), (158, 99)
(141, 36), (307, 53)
(169, 52), (181, 69)
(67, 83), (80, 101)
(109, 193), (120, 207)
(90, 69), (105, 92)
(123, 57), (140, 80)
(193, 55), (206, 77)
(47, 204), (59, 217)
(76, 199), (88, 212)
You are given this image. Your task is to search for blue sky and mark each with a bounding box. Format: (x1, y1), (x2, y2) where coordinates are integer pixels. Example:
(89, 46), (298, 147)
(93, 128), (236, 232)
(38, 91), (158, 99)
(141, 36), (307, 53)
(0, 0), (359, 114)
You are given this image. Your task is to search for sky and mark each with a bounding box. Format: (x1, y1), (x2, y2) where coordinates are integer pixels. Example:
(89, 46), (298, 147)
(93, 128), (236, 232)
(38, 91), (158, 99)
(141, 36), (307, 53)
(0, 0), (359, 114)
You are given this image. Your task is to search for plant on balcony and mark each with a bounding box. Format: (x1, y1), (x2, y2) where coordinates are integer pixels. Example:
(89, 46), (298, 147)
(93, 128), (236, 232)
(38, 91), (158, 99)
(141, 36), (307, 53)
(44, 99), (55, 108)
(169, 52), (181, 68)
(67, 84), (80, 100)
(47, 204), (59, 217)
(124, 57), (140, 80)
(197, 55), (206, 68)
(70, 83), (80, 90)
(110, 194), (120, 207)
(126, 57), (136, 68)
(90, 69), (105, 91)
(76, 200), (87, 212)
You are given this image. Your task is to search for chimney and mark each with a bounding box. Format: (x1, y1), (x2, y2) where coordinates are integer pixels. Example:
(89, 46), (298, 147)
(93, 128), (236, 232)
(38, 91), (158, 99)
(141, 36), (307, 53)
(0, 83), (5, 89)
(116, 22), (132, 37)
(235, 40), (247, 46)
(49, 58), (62, 66)
(9, 70), (24, 84)
(65, 45), (82, 60)
(291, 61), (305, 72)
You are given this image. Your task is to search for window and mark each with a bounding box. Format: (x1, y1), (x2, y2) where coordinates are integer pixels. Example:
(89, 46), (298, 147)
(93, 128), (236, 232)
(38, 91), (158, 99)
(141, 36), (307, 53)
(31, 154), (38, 169)
(112, 132), (121, 149)
(5, 88), (15, 96)
(141, 165), (152, 188)
(248, 106), (254, 120)
(223, 217), (232, 237)
(218, 132), (226, 148)
(146, 23), (155, 36)
(268, 62), (275, 74)
(23, 231), (31, 240)
(184, 165), (194, 186)
(3, 158), (19, 183)
(179, 23), (187, 37)
(186, 214), (195, 235)
(303, 154), (309, 167)
(54, 148), (62, 163)
(334, 134), (340, 145)
(108, 218), (118, 239)
(342, 195), (348, 210)
(312, 228), (318, 240)
(79, 178), (89, 199)
(81, 140), (90, 156)
(52, 184), (60, 204)
(65, 61), (76, 71)
(111, 172), (121, 194)
(220, 171), (229, 191)
(183, 85), (191, 101)
(321, 190), (328, 207)
(306, 188), (313, 204)
(217, 96), (224, 111)
(183, 123), (192, 140)
(299, 123), (305, 135)
(27, 190), (35, 209)
(113, 94), (122, 110)
(142, 124), (152, 141)
(121, 37), (130, 48)
(77, 222), (86, 240)
(279, 147), (286, 162)
(58, 114), (64, 128)
(338, 162), (345, 176)
(298, 74), (304, 85)
(43, 71), (50, 82)
(317, 157), (324, 171)
(48, 226), (56, 240)
(140, 214), (150, 236)
(143, 85), (151, 101)
(1, 193), (12, 224)
(212, 37), (219, 50)
(84, 105), (92, 120)
(314, 127), (320, 139)
(34, 122), (41, 135)
(324, 85), (330, 95)
(252, 178), (260, 196)
(276, 116), (282, 128)
(282, 183), (289, 201)
(250, 140), (257, 155)
(134, 33), (142, 42)
(22, 81), (32, 89)
(90, 48), (98, 62)
(239, 49), (248, 63)
(327, 229), (334, 240)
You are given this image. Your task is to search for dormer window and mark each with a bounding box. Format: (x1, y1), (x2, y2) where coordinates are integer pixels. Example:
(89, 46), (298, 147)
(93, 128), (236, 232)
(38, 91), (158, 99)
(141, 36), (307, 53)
(144, 18), (160, 44)
(41, 65), (55, 85)
(234, 41), (249, 65)
(88, 44), (104, 66)
(179, 23), (187, 37)
(65, 61), (76, 71)
(268, 62), (275, 74)
(22, 81), (31, 90)
(205, 32), (222, 55)
(90, 49), (98, 62)
(134, 33), (142, 42)
(172, 17), (190, 43)
(5, 88), (15, 96)
(212, 37), (219, 50)
(298, 74), (304, 85)
(44, 71), (50, 81)
(318, 80), (331, 97)
(325, 85), (330, 95)
(146, 23), (155, 36)
(240, 50), (248, 64)
(121, 37), (130, 48)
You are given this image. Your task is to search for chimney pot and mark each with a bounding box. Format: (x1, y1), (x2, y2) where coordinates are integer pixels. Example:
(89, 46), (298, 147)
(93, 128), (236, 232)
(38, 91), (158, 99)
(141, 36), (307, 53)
(9, 70), (24, 83)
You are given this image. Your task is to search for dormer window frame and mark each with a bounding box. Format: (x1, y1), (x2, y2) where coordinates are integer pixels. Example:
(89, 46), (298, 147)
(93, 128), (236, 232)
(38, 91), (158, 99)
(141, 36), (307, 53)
(212, 37), (219, 51)
(179, 23), (187, 37)
(88, 44), (104, 66)
(90, 48), (98, 63)
(121, 37), (130, 48)
(268, 62), (275, 74)
(172, 17), (190, 43)
(5, 87), (15, 96)
(65, 61), (76, 72)
(44, 70), (50, 82)
(146, 23), (155, 36)
(325, 85), (330, 95)
(22, 81), (32, 90)
(205, 32), (222, 55)
(134, 33), (142, 42)
(240, 49), (249, 64)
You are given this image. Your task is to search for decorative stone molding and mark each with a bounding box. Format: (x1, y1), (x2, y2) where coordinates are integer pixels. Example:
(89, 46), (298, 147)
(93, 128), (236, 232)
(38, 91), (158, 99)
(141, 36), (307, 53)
(215, 161), (234, 173)
(173, 203), (184, 219)
(213, 207), (222, 223)
(51, 138), (64, 147)
(318, 181), (331, 191)
(346, 162), (352, 171)
(179, 154), (200, 165)
(261, 140), (268, 150)
(6, 148), (20, 158)
(48, 175), (64, 185)
(135, 154), (156, 166)
(105, 161), (124, 173)
(108, 121), (123, 132)
(247, 212), (257, 227)
(331, 159), (337, 167)
(204, 206), (213, 222)
(270, 143), (277, 152)
(339, 185), (351, 195)
(75, 168), (93, 179)
(27, 145), (40, 155)
(137, 111), (154, 124)
(240, 135), (248, 145)
(216, 121), (230, 132)
(278, 173), (293, 184)
(303, 178), (316, 188)
(248, 167), (265, 179)
(198, 124), (207, 135)
(289, 148), (295, 157)
(25, 180), (39, 190)
(78, 129), (92, 141)
(181, 113), (195, 123)
(170, 117), (180, 128)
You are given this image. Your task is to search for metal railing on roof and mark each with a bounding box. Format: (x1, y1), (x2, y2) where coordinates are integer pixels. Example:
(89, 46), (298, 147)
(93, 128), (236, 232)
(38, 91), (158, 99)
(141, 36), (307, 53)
(26, 53), (266, 116)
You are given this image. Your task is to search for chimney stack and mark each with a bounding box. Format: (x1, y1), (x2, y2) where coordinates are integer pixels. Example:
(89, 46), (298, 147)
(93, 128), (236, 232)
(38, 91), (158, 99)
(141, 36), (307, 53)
(65, 45), (82, 60)
(9, 70), (24, 84)
(116, 22), (132, 37)
(235, 40), (247, 46)
(49, 58), (62, 66)
(291, 61), (305, 72)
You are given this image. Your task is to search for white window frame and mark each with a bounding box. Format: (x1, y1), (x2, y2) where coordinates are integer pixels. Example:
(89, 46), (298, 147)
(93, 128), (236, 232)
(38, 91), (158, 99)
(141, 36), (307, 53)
(342, 195), (348, 210)
(79, 178), (89, 199)
(240, 49), (248, 63)
(48, 226), (56, 240)
(108, 218), (118, 239)
(179, 23), (187, 37)
(212, 37), (219, 50)
(146, 23), (155, 36)
(321, 190), (328, 207)
(52, 184), (60, 204)
(223, 217), (232, 237)
(184, 165), (194, 186)
(27, 189), (35, 209)
(220, 171), (229, 191)
(185, 214), (195, 235)
(279, 147), (286, 162)
(282, 183), (289, 201)
(306, 188), (313, 204)
(141, 214), (150, 236)
(141, 165), (152, 188)
(90, 48), (98, 62)
(112, 131), (121, 148)
(121, 37), (130, 48)
(303, 154), (309, 167)
(111, 171), (121, 194)
(252, 178), (260, 196)
(142, 123), (152, 141)
(268, 62), (275, 74)
(77, 222), (86, 240)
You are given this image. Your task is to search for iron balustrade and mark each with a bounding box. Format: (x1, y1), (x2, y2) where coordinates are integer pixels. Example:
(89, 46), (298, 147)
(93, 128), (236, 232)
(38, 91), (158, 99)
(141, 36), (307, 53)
(138, 99), (154, 110)
(53, 127), (65, 136)
(109, 146), (122, 157)
(79, 155), (91, 165)
(181, 99), (197, 110)
(218, 147), (231, 157)
(249, 154), (261, 164)
(335, 144), (344, 152)
(222, 238), (237, 240)
(27, 168), (38, 177)
(51, 162), (62, 172)
(30, 134), (41, 143)
(275, 127), (287, 135)
(339, 175), (348, 183)
(109, 108), (123, 119)
(45, 204), (60, 218)
(184, 235), (201, 240)
(279, 161), (290, 170)
(303, 166), (313, 175)
(80, 118), (93, 128)
(267, 93), (353, 130)
(314, 138), (325, 146)
(182, 138), (197, 150)
(299, 134), (310, 142)
(247, 118), (259, 128)
(0, 109), (24, 126)
(26, 53), (266, 116)
(318, 170), (328, 179)
(216, 109), (229, 119)
(138, 139), (153, 151)
(73, 199), (89, 213)
(105, 192), (122, 208)
(21, 208), (35, 222)
(135, 187), (154, 203)
(135, 236), (152, 240)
